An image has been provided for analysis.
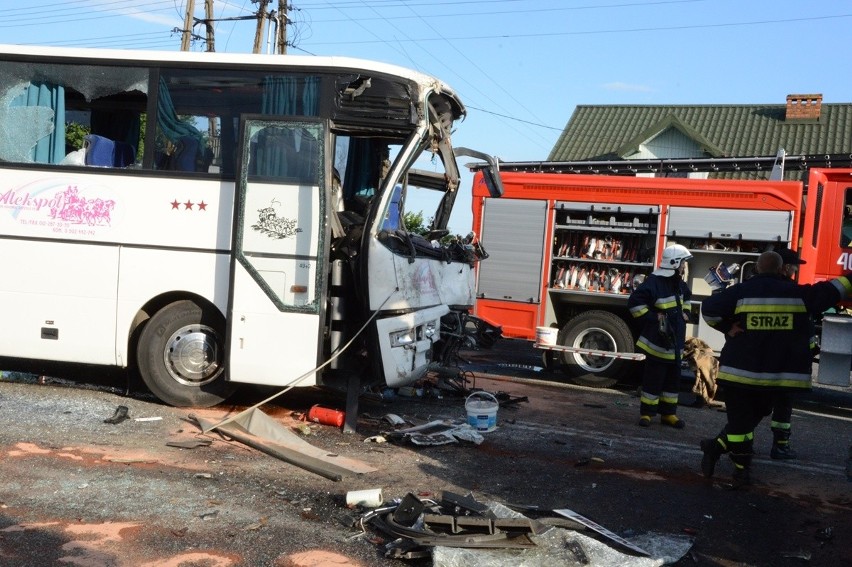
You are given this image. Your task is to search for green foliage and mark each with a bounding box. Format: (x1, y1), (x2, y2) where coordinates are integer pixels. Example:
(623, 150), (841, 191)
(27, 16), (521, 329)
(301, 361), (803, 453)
(403, 211), (430, 236)
(65, 122), (90, 151)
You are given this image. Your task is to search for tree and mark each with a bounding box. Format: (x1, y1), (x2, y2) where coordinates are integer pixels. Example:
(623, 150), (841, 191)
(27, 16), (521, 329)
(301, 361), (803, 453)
(65, 122), (90, 151)
(403, 211), (430, 236)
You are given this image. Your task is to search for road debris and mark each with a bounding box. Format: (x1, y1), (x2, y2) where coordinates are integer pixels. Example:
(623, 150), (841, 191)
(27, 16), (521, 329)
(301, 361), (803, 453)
(189, 409), (377, 481)
(103, 405), (129, 424)
(354, 492), (692, 565)
(386, 420), (484, 446)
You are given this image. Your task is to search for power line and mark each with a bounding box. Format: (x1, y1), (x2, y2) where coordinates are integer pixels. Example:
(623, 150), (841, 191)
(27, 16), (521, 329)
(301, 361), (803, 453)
(466, 105), (564, 132)
(300, 13), (852, 46)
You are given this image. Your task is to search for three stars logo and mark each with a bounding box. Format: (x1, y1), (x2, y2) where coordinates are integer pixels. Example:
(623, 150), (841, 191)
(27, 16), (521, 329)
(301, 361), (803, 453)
(171, 199), (208, 211)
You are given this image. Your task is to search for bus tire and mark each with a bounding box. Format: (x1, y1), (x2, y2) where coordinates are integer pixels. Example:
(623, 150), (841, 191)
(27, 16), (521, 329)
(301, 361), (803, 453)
(136, 300), (237, 407)
(557, 310), (634, 388)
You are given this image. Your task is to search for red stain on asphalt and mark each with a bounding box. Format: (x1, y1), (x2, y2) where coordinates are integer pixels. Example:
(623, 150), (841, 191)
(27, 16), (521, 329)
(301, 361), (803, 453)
(276, 550), (364, 566)
(7, 442), (50, 456)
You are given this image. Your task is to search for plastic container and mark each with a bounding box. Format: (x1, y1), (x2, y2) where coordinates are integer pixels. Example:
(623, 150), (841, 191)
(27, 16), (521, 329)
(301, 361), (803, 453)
(307, 405), (345, 427)
(465, 392), (499, 432)
(535, 326), (558, 346)
(346, 488), (384, 508)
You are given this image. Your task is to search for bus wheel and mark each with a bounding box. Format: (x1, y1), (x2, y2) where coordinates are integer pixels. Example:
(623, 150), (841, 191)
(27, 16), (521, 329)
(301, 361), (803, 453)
(557, 310), (634, 389)
(136, 300), (237, 407)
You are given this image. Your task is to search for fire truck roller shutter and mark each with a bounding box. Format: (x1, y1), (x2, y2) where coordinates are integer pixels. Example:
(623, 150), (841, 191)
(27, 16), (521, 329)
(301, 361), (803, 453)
(556, 310), (635, 388)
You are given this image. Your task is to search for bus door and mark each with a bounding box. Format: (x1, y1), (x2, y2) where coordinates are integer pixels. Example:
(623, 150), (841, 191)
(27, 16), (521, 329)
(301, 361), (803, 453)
(227, 117), (327, 387)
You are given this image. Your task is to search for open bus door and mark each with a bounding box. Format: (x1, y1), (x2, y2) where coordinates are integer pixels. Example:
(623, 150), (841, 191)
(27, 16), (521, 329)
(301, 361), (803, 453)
(227, 117), (327, 387)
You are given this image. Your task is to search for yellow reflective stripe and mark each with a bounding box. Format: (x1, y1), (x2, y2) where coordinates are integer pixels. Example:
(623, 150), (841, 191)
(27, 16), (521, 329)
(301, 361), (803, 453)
(640, 394), (659, 406)
(630, 305), (649, 318)
(660, 394), (678, 404)
(734, 304), (807, 314)
(832, 276), (852, 295)
(770, 421), (791, 430)
(736, 296), (806, 308)
(726, 431), (754, 443)
(636, 338), (676, 360)
(717, 368), (812, 389)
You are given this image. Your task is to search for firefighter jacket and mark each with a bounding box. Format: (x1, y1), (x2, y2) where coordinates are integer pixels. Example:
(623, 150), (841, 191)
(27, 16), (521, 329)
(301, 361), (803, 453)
(628, 274), (692, 363)
(701, 272), (852, 391)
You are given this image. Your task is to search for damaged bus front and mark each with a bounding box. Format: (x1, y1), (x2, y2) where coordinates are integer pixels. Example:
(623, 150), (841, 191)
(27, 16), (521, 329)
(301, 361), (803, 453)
(327, 81), (504, 392)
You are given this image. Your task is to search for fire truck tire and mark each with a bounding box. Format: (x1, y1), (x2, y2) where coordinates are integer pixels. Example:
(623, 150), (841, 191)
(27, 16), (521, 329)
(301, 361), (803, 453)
(557, 310), (634, 388)
(136, 300), (237, 408)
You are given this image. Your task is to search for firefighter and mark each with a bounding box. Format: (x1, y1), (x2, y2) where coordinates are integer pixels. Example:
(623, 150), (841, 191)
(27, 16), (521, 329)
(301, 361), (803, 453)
(768, 247), (814, 459)
(628, 243), (693, 428)
(699, 251), (852, 488)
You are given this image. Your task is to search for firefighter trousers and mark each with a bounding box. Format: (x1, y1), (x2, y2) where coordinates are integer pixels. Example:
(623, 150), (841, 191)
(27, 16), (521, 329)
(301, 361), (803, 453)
(639, 356), (681, 417)
(718, 384), (774, 471)
(771, 391), (794, 445)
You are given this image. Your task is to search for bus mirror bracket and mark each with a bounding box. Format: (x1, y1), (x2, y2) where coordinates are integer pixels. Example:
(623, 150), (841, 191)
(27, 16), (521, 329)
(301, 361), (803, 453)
(455, 147), (504, 198)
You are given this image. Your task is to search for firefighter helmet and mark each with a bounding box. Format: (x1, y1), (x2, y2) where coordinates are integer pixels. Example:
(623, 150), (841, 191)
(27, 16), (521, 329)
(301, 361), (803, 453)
(652, 244), (693, 276)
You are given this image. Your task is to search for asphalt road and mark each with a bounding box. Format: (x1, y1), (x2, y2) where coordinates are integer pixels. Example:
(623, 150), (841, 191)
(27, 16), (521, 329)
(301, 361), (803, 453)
(0, 339), (850, 567)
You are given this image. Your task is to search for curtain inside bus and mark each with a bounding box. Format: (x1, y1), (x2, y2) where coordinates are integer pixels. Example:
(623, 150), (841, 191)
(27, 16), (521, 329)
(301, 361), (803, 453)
(261, 76), (320, 116)
(157, 77), (205, 169)
(9, 82), (65, 164)
(343, 138), (385, 207)
(251, 77), (321, 178)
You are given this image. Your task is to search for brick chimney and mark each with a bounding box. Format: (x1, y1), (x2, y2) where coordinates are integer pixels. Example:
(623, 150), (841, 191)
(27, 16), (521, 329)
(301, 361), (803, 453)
(785, 93), (822, 121)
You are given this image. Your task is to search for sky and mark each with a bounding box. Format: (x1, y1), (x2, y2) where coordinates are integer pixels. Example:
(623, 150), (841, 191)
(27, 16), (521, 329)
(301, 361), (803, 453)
(1, 0), (850, 233)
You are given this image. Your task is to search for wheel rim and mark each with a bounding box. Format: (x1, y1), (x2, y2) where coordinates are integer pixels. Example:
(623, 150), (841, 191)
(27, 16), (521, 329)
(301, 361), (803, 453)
(162, 324), (223, 387)
(567, 327), (617, 372)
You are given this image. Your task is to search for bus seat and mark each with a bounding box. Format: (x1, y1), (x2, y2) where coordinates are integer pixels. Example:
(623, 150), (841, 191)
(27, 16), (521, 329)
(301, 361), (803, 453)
(84, 134), (135, 167)
(171, 135), (199, 171)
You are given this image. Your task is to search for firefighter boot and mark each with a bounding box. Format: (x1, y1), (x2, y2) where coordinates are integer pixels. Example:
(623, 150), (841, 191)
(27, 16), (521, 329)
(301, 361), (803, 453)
(770, 428), (797, 460)
(700, 437), (725, 478)
(728, 452), (753, 490)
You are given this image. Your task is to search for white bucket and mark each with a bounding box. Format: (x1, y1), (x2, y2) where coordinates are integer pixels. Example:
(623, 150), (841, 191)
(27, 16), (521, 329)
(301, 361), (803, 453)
(535, 326), (558, 346)
(465, 392), (499, 432)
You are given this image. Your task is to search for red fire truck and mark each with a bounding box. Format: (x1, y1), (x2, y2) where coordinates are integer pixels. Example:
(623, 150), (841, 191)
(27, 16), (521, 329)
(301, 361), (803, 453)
(471, 154), (852, 388)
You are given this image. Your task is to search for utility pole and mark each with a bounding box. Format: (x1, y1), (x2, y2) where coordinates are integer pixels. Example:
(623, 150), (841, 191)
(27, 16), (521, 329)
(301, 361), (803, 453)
(276, 0), (288, 54)
(204, 0), (215, 52)
(253, 0), (270, 54)
(180, 0), (197, 51)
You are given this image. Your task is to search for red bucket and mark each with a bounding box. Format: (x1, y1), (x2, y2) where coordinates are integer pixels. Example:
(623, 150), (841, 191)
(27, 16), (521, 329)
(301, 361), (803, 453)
(307, 405), (345, 427)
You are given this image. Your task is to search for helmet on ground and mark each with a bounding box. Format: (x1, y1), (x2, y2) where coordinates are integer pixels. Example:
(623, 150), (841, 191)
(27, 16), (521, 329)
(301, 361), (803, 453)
(652, 244), (693, 276)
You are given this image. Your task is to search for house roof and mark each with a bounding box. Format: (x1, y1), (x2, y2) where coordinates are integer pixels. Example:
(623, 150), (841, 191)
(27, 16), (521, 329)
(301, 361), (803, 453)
(548, 101), (852, 179)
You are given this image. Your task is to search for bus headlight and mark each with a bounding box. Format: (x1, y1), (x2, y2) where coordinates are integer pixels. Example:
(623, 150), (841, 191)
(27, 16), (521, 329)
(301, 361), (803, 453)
(390, 329), (416, 347)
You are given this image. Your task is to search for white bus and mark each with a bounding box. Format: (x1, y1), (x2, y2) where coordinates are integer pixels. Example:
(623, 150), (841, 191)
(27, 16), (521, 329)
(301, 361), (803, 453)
(0, 44), (503, 407)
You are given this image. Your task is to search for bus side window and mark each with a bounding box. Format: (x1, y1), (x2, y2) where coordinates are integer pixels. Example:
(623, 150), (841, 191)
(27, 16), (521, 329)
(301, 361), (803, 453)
(0, 81), (65, 164)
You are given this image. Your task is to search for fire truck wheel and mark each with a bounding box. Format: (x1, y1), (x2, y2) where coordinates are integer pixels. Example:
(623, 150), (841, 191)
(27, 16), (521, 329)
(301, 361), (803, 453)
(557, 310), (634, 388)
(136, 300), (237, 408)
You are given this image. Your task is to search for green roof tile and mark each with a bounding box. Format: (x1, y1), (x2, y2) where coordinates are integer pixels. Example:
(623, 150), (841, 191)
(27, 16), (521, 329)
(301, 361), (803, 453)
(548, 101), (852, 179)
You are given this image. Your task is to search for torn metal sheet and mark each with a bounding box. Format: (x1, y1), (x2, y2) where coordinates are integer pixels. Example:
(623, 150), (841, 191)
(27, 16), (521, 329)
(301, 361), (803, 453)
(190, 409), (376, 481)
(392, 420), (484, 446)
(434, 528), (664, 567)
(553, 508), (650, 556)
